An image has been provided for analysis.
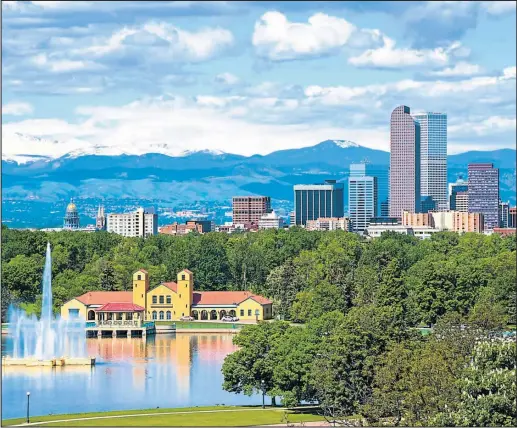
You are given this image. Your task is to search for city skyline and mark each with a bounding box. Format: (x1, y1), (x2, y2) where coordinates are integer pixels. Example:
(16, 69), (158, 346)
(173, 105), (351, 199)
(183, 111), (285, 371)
(2, 1), (516, 162)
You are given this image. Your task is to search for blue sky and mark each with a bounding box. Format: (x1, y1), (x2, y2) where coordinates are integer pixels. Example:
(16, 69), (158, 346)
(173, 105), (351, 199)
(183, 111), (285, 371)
(2, 0), (516, 161)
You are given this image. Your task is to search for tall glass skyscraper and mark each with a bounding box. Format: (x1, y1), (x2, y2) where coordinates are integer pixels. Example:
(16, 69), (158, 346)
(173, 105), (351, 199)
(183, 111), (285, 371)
(468, 163), (499, 230)
(389, 105), (421, 218)
(293, 180), (344, 226)
(349, 166), (377, 232)
(412, 112), (448, 211)
(349, 163), (388, 217)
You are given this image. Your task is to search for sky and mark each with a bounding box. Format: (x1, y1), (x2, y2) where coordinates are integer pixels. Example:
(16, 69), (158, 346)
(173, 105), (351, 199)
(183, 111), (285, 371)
(2, 0), (516, 161)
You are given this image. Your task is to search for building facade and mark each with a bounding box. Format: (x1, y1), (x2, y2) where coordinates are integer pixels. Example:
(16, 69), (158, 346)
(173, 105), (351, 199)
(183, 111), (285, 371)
(509, 207), (517, 228)
(258, 210), (284, 229)
(402, 211), (433, 227)
(420, 195), (437, 213)
(389, 105), (421, 218)
(63, 200), (80, 230)
(412, 112), (448, 211)
(349, 163), (388, 217)
(107, 207), (158, 238)
(499, 201), (510, 228)
(159, 220), (213, 235)
(449, 178), (468, 211)
(454, 191), (469, 213)
(348, 173), (377, 232)
(61, 269), (273, 323)
(306, 217), (351, 231)
(468, 163), (499, 230)
(96, 205), (106, 230)
(294, 180), (344, 226)
(452, 211), (484, 233)
(232, 196), (271, 225)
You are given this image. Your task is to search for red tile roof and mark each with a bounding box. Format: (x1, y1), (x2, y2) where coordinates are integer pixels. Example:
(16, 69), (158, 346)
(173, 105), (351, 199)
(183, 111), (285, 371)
(182, 269), (193, 275)
(95, 303), (145, 312)
(193, 291), (272, 306)
(160, 282), (178, 292)
(76, 291), (132, 306)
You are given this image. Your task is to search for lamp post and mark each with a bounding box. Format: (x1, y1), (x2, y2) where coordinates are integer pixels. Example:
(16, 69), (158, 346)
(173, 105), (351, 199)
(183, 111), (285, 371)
(26, 392), (31, 424)
(261, 380), (265, 409)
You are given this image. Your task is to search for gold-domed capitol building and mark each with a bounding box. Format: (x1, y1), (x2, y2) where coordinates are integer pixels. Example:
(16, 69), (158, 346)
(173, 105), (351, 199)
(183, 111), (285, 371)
(64, 199), (80, 230)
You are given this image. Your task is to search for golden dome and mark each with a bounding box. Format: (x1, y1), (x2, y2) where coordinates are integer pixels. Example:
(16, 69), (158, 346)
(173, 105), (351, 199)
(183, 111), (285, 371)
(66, 202), (77, 212)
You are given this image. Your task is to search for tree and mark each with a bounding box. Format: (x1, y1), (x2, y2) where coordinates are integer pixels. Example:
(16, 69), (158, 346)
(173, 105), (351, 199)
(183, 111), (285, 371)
(222, 321), (291, 405)
(1, 254), (44, 302)
(432, 339), (516, 427)
(290, 281), (346, 323)
(99, 261), (117, 291)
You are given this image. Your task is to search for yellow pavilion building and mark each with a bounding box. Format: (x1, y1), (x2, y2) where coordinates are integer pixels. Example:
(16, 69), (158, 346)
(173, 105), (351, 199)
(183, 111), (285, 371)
(61, 269), (273, 323)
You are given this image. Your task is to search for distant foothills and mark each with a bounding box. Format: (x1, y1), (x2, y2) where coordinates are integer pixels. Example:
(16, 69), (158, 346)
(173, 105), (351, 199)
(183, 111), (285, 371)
(2, 140), (516, 228)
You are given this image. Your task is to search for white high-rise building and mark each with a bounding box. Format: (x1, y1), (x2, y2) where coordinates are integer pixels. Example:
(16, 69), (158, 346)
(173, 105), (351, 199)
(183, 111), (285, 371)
(107, 207), (158, 238)
(412, 112), (448, 211)
(258, 210), (284, 229)
(349, 168), (378, 232)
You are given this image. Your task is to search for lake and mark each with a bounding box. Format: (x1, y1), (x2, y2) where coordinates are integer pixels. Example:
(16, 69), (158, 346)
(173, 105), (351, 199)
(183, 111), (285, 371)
(1, 333), (261, 419)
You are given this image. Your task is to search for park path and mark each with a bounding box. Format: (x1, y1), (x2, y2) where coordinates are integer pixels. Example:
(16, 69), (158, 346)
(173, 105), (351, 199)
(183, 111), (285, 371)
(9, 407), (295, 427)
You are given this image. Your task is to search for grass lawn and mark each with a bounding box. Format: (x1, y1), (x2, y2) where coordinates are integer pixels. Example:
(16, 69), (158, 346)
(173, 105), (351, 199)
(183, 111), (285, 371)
(2, 406), (324, 427)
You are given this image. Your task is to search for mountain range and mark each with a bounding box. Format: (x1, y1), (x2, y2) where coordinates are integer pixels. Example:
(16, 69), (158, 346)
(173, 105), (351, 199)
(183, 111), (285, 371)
(2, 140), (515, 228)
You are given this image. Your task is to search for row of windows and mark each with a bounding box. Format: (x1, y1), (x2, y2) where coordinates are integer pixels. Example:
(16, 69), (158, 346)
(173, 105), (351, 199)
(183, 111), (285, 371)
(152, 311), (172, 320)
(152, 295), (172, 304)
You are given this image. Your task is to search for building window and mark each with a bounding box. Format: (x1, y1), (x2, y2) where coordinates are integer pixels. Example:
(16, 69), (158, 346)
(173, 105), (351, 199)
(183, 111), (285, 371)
(126, 312), (133, 320)
(137, 275), (141, 280)
(166, 296), (171, 304)
(179, 294), (181, 298)
(152, 311), (157, 320)
(117, 313), (123, 320)
(166, 311), (171, 320)
(159, 295), (164, 304)
(182, 275), (185, 280)
(248, 310), (252, 316)
(240, 309), (244, 316)
(152, 296), (157, 304)
(159, 311), (164, 320)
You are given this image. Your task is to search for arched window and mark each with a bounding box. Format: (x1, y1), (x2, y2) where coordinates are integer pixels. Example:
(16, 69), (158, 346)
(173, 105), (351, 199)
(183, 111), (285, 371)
(87, 310), (95, 321)
(166, 311), (171, 320)
(152, 311), (157, 320)
(159, 311), (164, 320)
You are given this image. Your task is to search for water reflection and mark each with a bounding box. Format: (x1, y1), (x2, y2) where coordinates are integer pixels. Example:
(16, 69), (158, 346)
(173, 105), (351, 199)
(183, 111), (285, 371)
(2, 333), (259, 419)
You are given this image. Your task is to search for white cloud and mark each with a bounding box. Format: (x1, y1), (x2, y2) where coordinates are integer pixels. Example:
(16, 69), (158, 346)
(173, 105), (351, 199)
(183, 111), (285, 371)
(252, 11), (381, 61)
(215, 72), (239, 85)
(2, 96), (388, 161)
(450, 116), (516, 136)
(76, 22), (234, 62)
(2, 102), (33, 116)
(349, 36), (468, 68)
(31, 53), (99, 72)
(428, 62), (482, 77)
(481, 1), (517, 15)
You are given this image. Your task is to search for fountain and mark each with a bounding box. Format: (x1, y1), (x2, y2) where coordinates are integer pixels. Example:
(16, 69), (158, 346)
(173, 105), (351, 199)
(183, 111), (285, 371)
(2, 242), (95, 367)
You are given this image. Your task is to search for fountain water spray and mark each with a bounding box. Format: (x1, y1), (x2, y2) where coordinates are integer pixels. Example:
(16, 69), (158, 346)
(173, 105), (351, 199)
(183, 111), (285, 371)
(6, 242), (88, 362)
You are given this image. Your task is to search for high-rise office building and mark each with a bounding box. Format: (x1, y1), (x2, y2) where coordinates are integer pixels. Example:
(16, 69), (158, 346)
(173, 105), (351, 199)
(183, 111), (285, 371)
(449, 177), (468, 211)
(499, 200), (510, 228)
(389, 105), (421, 218)
(349, 166), (377, 232)
(107, 207), (158, 238)
(455, 192), (469, 213)
(232, 196), (271, 225)
(412, 112), (447, 211)
(420, 196), (436, 213)
(468, 163), (499, 230)
(509, 207), (516, 228)
(350, 163), (388, 217)
(294, 180), (344, 226)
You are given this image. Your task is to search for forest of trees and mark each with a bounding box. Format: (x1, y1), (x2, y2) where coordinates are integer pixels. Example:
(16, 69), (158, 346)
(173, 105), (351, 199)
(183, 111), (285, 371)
(2, 224), (516, 426)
